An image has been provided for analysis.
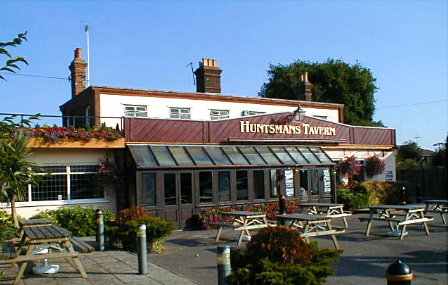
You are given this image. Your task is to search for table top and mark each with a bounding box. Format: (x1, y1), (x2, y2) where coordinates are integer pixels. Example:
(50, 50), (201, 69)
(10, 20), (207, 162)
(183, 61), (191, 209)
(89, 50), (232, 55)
(277, 213), (329, 221)
(24, 225), (71, 240)
(299, 203), (344, 208)
(370, 204), (425, 210)
(221, 211), (265, 217)
(21, 219), (52, 226)
(424, 199), (448, 204)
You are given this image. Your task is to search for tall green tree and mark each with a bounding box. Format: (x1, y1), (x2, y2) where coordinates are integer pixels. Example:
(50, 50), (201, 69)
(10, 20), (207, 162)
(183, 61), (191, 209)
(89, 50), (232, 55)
(259, 59), (381, 126)
(0, 116), (39, 228)
(0, 31), (28, 80)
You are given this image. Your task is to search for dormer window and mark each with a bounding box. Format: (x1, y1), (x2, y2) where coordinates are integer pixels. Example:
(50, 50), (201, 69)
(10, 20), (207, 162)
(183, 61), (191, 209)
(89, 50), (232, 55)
(124, 104), (148, 117)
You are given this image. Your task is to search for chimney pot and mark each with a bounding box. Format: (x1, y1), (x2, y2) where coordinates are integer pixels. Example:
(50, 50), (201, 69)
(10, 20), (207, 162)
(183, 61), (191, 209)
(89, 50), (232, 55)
(74, 48), (82, 59)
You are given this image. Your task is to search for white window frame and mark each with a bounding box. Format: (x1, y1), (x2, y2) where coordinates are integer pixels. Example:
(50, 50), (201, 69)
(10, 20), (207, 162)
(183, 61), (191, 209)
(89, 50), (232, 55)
(241, 110), (266, 117)
(1, 165), (108, 207)
(169, 107), (191, 120)
(210, 109), (230, 120)
(124, 104), (148, 118)
(313, 115), (328, 120)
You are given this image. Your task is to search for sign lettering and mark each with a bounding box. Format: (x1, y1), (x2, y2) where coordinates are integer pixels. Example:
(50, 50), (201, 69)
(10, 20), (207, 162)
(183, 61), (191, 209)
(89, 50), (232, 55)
(240, 121), (336, 136)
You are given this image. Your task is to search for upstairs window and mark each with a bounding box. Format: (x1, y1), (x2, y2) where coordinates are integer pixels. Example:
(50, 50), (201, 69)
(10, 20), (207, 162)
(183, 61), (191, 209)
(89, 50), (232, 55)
(313, 115), (328, 120)
(170, 107), (191, 120)
(241, 110), (266, 116)
(124, 105), (148, 117)
(210, 109), (229, 120)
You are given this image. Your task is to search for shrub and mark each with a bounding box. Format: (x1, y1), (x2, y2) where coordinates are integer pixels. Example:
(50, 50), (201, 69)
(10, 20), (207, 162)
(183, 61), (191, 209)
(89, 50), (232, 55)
(185, 214), (208, 230)
(0, 210), (16, 242)
(337, 188), (369, 210)
(358, 181), (400, 205)
(117, 215), (175, 253)
(115, 207), (175, 253)
(229, 227), (340, 285)
(32, 206), (115, 237)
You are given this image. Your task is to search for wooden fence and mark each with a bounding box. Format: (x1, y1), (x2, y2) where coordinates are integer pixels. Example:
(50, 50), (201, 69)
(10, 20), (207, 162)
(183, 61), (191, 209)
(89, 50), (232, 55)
(397, 166), (447, 202)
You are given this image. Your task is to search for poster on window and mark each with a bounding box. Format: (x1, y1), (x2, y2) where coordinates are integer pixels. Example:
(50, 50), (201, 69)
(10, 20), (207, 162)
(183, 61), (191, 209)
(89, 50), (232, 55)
(284, 169), (294, 197)
(323, 169), (331, 193)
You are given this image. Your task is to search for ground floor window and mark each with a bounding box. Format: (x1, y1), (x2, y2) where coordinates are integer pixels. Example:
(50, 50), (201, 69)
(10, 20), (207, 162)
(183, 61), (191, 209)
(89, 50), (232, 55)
(218, 171), (231, 202)
(236, 170), (248, 200)
(199, 172), (213, 203)
(28, 165), (104, 202)
(164, 173), (177, 205)
(253, 170), (265, 199)
(180, 173), (193, 204)
(142, 173), (156, 206)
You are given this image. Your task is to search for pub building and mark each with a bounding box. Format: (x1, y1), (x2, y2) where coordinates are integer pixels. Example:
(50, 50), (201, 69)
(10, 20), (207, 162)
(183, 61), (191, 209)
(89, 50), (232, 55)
(2, 48), (396, 224)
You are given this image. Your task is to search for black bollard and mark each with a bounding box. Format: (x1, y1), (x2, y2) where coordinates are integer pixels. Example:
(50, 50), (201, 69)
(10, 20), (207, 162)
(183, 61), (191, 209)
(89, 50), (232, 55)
(96, 209), (104, 251)
(386, 258), (414, 285)
(137, 224), (148, 275)
(217, 245), (231, 285)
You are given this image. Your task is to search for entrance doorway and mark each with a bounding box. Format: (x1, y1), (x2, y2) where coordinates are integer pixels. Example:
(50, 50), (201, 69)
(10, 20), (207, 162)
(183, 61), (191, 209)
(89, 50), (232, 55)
(162, 172), (194, 225)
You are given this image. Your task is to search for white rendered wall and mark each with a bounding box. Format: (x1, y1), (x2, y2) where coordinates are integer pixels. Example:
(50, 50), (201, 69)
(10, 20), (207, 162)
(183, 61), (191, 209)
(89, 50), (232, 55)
(325, 149), (396, 182)
(99, 94), (340, 127)
(0, 149), (116, 218)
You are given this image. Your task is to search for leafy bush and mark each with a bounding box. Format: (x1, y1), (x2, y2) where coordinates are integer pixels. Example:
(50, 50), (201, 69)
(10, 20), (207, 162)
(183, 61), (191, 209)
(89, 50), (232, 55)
(0, 210), (16, 241)
(32, 206), (115, 237)
(337, 188), (369, 210)
(115, 207), (175, 253)
(185, 214), (208, 230)
(229, 227), (340, 285)
(358, 181), (400, 205)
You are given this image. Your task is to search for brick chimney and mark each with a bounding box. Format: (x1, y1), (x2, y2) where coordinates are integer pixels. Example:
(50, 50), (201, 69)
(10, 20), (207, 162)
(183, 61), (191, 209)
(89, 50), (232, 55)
(194, 58), (222, 93)
(69, 48), (87, 98)
(301, 72), (313, 101)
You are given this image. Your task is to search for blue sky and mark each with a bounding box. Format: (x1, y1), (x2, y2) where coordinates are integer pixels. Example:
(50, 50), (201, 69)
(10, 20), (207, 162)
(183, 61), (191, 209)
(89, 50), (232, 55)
(1, 0), (447, 149)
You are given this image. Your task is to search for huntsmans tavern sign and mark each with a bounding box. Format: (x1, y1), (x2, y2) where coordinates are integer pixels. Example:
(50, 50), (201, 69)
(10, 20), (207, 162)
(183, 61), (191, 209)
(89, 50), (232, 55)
(239, 121), (336, 136)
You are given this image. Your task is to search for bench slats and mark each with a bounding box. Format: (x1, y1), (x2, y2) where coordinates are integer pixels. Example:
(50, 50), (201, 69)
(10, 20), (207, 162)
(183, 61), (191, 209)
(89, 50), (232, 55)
(398, 218), (433, 226)
(300, 229), (345, 238)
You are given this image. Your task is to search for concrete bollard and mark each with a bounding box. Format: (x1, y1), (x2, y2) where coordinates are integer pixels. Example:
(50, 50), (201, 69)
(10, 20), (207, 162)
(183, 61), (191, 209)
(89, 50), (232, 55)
(386, 259), (414, 285)
(96, 209), (104, 251)
(217, 245), (231, 285)
(137, 224), (148, 275)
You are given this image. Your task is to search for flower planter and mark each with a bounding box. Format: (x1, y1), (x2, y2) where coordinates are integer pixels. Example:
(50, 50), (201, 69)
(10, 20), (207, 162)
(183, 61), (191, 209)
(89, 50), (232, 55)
(27, 137), (125, 149)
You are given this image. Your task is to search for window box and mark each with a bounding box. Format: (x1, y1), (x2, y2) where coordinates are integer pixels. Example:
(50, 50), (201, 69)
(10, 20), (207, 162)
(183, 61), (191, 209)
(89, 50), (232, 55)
(27, 137), (125, 149)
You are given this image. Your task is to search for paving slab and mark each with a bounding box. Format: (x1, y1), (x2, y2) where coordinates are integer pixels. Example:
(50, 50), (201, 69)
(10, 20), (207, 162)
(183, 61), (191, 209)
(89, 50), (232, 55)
(0, 250), (196, 285)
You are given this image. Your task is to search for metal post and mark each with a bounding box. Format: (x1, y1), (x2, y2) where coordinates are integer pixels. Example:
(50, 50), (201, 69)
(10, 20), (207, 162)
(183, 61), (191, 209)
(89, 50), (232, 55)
(96, 209), (104, 251)
(386, 258), (414, 285)
(217, 245), (231, 285)
(137, 224), (148, 275)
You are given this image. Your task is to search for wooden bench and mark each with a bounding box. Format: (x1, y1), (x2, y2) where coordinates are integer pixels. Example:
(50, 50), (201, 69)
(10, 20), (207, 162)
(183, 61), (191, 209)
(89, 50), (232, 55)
(70, 238), (95, 253)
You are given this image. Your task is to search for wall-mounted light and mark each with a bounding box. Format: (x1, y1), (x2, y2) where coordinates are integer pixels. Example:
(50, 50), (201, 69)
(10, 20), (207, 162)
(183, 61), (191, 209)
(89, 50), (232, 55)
(293, 105), (306, 121)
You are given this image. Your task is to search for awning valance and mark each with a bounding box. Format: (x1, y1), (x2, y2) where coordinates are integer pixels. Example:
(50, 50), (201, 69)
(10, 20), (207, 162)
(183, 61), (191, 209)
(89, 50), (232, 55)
(128, 144), (334, 169)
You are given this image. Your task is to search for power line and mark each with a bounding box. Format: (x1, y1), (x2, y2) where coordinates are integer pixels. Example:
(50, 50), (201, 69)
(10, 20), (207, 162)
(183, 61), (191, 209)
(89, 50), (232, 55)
(6, 72), (69, 81)
(377, 99), (448, 109)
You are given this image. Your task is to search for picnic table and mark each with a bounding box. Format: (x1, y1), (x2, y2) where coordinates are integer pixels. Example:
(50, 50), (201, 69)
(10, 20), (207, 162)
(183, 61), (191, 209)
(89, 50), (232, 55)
(362, 204), (433, 240)
(424, 199), (448, 224)
(0, 221), (87, 284)
(215, 211), (270, 247)
(277, 213), (344, 250)
(298, 203), (352, 228)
